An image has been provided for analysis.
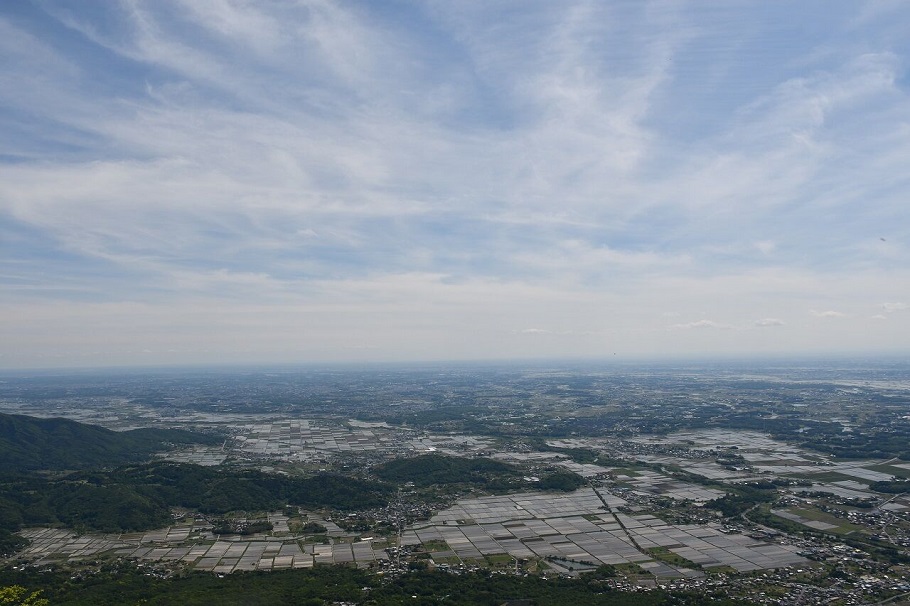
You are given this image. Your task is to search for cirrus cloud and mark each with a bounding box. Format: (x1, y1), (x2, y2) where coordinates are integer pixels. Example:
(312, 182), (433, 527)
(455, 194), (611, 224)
(1, 1), (909, 367)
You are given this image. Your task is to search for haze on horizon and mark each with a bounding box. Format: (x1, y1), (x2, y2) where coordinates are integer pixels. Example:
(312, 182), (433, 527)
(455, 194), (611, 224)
(1, 1), (909, 370)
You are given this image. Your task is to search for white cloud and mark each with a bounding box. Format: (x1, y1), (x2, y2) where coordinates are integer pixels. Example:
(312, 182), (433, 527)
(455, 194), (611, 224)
(754, 241), (776, 255)
(2, 3), (910, 367)
(671, 320), (733, 330)
(810, 310), (847, 318)
(754, 318), (785, 327)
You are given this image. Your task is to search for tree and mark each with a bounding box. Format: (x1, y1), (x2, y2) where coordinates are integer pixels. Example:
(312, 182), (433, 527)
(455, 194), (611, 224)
(0, 586), (49, 606)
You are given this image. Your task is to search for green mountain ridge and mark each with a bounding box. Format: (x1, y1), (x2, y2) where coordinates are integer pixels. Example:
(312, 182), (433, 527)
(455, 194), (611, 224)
(0, 412), (221, 471)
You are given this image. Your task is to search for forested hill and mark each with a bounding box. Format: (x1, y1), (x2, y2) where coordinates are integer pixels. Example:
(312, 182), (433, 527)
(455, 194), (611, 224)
(0, 412), (221, 471)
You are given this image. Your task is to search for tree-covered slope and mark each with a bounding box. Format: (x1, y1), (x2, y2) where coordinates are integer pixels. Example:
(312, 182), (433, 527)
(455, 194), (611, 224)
(0, 462), (394, 533)
(0, 412), (220, 471)
(0, 565), (754, 606)
(373, 453), (523, 487)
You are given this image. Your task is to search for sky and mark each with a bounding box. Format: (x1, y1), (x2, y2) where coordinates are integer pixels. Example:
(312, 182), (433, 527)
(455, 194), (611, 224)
(1, 1), (909, 369)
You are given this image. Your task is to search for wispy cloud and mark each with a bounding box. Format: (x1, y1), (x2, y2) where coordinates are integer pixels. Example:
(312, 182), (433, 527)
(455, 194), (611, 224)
(754, 318), (785, 327)
(671, 320), (734, 330)
(2, 1), (909, 366)
(810, 310), (847, 318)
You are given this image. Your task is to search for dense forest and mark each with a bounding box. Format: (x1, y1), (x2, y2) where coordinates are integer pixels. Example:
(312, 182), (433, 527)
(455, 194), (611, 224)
(0, 413), (395, 535)
(0, 413), (222, 471)
(0, 462), (393, 533)
(0, 564), (753, 606)
(372, 453), (586, 493)
(373, 453), (524, 487)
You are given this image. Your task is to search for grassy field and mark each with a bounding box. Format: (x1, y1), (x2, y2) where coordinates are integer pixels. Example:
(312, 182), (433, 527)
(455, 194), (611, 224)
(645, 547), (701, 569)
(784, 506), (865, 535)
(420, 539), (450, 553)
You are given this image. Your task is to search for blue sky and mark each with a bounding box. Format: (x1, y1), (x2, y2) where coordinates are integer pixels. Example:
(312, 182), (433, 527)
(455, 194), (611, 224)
(1, 1), (909, 368)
